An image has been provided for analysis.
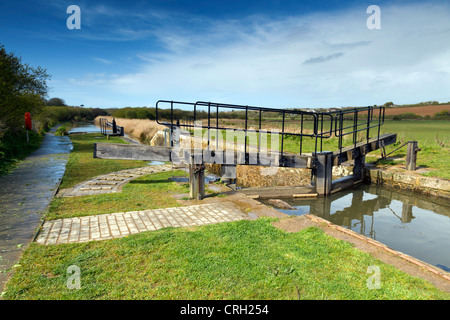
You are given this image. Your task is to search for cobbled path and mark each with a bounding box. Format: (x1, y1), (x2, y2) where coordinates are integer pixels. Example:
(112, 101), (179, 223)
(35, 202), (246, 245)
(36, 164), (247, 245)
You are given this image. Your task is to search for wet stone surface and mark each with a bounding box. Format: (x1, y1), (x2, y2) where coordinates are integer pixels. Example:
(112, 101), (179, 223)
(0, 127), (72, 292)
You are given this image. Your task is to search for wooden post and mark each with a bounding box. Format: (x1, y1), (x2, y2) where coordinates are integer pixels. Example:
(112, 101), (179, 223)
(189, 154), (205, 200)
(310, 196), (332, 220)
(401, 203), (414, 223)
(314, 151), (332, 196)
(198, 165), (205, 200)
(406, 141), (418, 171)
(353, 154), (366, 181)
(221, 164), (237, 190)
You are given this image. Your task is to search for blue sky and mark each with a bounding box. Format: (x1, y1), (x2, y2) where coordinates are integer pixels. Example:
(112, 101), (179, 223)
(1, 0), (450, 109)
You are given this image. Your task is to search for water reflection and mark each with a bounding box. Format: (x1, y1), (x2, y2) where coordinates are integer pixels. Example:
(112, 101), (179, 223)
(68, 121), (101, 133)
(275, 184), (450, 272)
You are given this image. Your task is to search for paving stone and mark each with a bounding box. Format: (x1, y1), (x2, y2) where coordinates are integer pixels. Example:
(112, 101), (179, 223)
(35, 202), (245, 245)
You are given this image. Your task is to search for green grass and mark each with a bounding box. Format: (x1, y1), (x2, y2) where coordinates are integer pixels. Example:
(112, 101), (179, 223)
(48, 133), (190, 220)
(366, 120), (450, 179)
(60, 133), (150, 188)
(3, 218), (448, 300)
(48, 170), (189, 220)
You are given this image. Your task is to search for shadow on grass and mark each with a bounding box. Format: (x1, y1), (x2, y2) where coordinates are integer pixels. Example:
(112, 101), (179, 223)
(128, 179), (175, 184)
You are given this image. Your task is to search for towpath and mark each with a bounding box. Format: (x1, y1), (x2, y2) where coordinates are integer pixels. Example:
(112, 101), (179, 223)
(0, 125), (72, 292)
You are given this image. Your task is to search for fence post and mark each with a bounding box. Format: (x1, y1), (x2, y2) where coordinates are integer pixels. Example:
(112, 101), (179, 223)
(189, 154), (205, 200)
(406, 141), (418, 171)
(112, 118), (117, 134)
(221, 164), (237, 190)
(314, 151), (333, 196)
(353, 154), (366, 181)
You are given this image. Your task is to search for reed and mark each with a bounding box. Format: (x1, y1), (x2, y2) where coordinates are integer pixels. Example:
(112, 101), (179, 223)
(94, 116), (166, 144)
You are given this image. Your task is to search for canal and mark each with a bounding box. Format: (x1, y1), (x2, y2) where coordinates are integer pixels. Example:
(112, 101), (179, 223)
(271, 183), (450, 272)
(68, 121), (102, 134)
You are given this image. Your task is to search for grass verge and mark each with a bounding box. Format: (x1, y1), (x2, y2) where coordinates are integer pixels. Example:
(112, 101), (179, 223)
(60, 133), (150, 189)
(48, 170), (189, 220)
(366, 120), (449, 179)
(3, 218), (448, 299)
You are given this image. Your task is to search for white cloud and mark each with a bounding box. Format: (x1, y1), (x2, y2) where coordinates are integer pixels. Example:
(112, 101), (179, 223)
(92, 57), (112, 65)
(60, 2), (450, 108)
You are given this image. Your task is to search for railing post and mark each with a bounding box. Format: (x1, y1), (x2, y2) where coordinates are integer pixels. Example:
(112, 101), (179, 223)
(406, 141), (418, 171)
(112, 118), (117, 134)
(189, 154), (205, 200)
(221, 164), (237, 190)
(314, 151), (333, 196)
(353, 153), (366, 181)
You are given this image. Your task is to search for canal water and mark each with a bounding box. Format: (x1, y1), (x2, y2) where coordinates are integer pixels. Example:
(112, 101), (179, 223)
(69, 121), (143, 145)
(271, 183), (450, 272)
(68, 121), (101, 134)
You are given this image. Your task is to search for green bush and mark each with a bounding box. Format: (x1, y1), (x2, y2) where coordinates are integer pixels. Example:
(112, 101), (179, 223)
(391, 113), (422, 121)
(111, 107), (156, 120)
(433, 110), (450, 120)
(55, 125), (68, 136)
(0, 130), (42, 175)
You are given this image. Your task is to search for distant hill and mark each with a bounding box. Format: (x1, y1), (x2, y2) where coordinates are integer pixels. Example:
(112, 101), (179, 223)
(384, 104), (449, 116)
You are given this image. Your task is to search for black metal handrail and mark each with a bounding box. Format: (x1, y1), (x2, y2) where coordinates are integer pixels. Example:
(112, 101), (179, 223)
(331, 106), (385, 157)
(155, 100), (386, 165)
(99, 118), (124, 136)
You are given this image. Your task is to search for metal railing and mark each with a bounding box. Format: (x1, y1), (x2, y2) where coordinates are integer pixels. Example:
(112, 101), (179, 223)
(155, 100), (386, 164)
(99, 118), (124, 136)
(331, 105), (385, 155)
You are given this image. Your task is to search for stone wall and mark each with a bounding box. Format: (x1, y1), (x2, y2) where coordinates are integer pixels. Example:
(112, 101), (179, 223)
(206, 164), (312, 187)
(206, 164), (357, 188)
(365, 167), (450, 199)
(236, 166), (312, 187)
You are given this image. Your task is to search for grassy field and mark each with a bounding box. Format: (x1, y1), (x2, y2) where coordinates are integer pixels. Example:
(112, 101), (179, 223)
(367, 120), (449, 179)
(199, 120), (449, 179)
(2, 132), (449, 300)
(384, 104), (449, 116)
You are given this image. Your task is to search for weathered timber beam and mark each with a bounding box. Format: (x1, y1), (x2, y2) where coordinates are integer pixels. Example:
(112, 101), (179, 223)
(93, 143), (314, 168)
(332, 133), (396, 165)
(94, 143), (172, 161)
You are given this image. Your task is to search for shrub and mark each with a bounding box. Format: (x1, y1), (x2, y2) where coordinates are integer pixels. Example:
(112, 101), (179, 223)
(55, 125), (68, 136)
(433, 110), (450, 120)
(391, 112), (422, 120)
